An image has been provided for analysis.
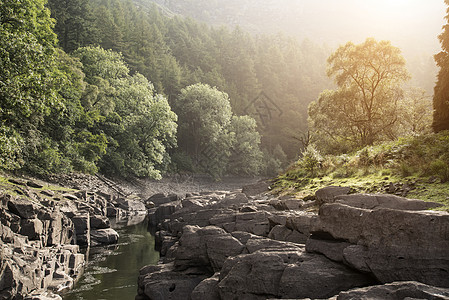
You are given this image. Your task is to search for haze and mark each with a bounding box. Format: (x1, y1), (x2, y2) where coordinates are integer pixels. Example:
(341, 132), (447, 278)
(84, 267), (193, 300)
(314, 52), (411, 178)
(292, 0), (446, 55)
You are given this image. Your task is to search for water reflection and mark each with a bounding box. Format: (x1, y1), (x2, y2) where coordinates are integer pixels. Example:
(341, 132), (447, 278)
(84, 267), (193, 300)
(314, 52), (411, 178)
(63, 215), (159, 300)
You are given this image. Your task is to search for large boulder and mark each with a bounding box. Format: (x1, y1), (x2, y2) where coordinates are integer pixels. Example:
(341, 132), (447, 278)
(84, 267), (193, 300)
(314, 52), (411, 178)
(90, 228), (119, 246)
(335, 193), (444, 210)
(218, 247), (373, 299)
(190, 274), (220, 300)
(7, 197), (37, 219)
(118, 199), (146, 213)
(336, 281), (449, 300)
(137, 263), (208, 300)
(242, 181), (271, 197)
(312, 203), (449, 287)
(174, 225), (245, 273)
(71, 214), (90, 246)
(315, 186), (351, 206)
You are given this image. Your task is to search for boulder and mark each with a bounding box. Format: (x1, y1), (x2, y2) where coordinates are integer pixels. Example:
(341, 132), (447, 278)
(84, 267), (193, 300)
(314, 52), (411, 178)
(7, 197), (37, 219)
(306, 236), (351, 263)
(19, 218), (43, 240)
(118, 199), (146, 213)
(211, 193), (248, 209)
(234, 211), (271, 236)
(285, 212), (318, 236)
(336, 281), (449, 300)
(218, 247), (373, 300)
(148, 201), (180, 227)
(313, 203), (449, 287)
(335, 193), (444, 210)
(190, 274), (220, 300)
(268, 225), (308, 244)
(174, 225), (245, 273)
(242, 181), (270, 197)
(148, 193), (178, 206)
(89, 215), (110, 229)
(71, 214), (90, 246)
(90, 228), (119, 246)
(269, 198), (304, 210)
(315, 186), (351, 206)
(137, 263), (208, 300)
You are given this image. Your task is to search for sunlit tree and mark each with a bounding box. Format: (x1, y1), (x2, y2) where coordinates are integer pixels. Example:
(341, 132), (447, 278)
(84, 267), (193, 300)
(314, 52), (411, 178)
(433, 0), (449, 132)
(309, 38), (410, 151)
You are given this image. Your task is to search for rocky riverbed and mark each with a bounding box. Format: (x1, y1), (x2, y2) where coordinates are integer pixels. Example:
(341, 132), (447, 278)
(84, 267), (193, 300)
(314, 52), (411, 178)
(2, 173), (449, 299)
(140, 182), (449, 299)
(0, 174), (148, 299)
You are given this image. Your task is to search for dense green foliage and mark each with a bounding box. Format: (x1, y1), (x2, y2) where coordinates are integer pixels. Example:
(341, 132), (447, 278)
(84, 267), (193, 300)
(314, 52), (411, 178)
(433, 0), (449, 132)
(1, 0), (442, 180)
(173, 84), (262, 178)
(0, 1), (177, 178)
(0, 0), (61, 170)
(56, 0), (329, 160)
(41, 0), (330, 177)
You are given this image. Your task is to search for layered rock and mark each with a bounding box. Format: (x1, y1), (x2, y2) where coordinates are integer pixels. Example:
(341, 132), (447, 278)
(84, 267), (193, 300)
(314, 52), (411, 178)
(309, 193), (449, 287)
(141, 184), (449, 299)
(138, 225), (373, 300)
(0, 175), (148, 299)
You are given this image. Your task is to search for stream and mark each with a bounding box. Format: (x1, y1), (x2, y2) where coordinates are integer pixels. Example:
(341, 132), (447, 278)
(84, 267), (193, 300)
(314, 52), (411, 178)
(63, 215), (160, 300)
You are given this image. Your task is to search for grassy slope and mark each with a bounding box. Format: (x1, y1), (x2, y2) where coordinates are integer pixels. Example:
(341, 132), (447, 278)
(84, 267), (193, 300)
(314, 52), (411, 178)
(272, 132), (449, 211)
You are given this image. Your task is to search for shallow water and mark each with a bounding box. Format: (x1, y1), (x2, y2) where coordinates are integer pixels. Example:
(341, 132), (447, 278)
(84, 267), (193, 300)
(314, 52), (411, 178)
(63, 216), (159, 300)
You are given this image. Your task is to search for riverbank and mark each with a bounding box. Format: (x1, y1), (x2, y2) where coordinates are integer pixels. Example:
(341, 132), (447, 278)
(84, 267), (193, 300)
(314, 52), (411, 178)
(0, 172), (148, 299)
(0, 172), (261, 299)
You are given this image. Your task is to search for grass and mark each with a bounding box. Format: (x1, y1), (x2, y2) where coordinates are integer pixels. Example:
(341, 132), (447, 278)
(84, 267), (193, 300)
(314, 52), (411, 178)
(0, 172), (76, 202)
(273, 132), (449, 211)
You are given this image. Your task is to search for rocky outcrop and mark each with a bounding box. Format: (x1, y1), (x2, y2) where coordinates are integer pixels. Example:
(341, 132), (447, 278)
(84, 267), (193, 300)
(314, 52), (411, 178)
(1, 175), (148, 299)
(140, 184), (449, 300)
(309, 194), (449, 288)
(335, 281), (449, 299)
(138, 225), (373, 300)
(0, 225), (84, 299)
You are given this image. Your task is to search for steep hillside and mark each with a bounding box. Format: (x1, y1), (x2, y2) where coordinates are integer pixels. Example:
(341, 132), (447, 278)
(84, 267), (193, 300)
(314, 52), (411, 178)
(137, 0), (443, 95)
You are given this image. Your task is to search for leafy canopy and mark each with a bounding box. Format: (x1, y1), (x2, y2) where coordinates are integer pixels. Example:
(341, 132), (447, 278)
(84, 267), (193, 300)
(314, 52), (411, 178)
(309, 38), (410, 152)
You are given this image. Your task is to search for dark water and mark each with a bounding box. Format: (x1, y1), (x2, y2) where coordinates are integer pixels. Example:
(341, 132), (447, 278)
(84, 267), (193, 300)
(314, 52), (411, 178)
(63, 216), (160, 300)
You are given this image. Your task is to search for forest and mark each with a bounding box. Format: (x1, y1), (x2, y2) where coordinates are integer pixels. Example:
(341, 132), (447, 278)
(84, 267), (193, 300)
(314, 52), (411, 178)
(1, 0), (449, 180)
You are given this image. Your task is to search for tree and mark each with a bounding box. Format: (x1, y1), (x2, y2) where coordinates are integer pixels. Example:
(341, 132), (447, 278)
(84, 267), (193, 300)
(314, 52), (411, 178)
(47, 0), (96, 52)
(173, 83), (233, 178)
(0, 0), (61, 170)
(433, 0), (449, 132)
(228, 115), (263, 175)
(309, 38), (410, 151)
(74, 46), (177, 178)
(398, 88), (432, 136)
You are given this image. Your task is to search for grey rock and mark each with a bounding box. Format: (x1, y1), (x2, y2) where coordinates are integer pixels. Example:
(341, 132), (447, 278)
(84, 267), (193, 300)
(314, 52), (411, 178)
(19, 218), (43, 240)
(89, 215), (110, 229)
(306, 237), (351, 262)
(7, 197), (37, 219)
(315, 186), (351, 206)
(138, 263), (208, 300)
(336, 281), (449, 300)
(218, 247), (372, 300)
(314, 203), (449, 287)
(335, 193), (444, 210)
(118, 199), (146, 212)
(242, 181), (270, 197)
(90, 228), (119, 245)
(268, 225), (308, 244)
(191, 274), (221, 300)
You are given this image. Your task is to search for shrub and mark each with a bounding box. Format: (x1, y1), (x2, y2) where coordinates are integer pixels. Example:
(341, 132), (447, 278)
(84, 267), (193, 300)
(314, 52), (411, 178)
(429, 159), (449, 183)
(298, 144), (323, 177)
